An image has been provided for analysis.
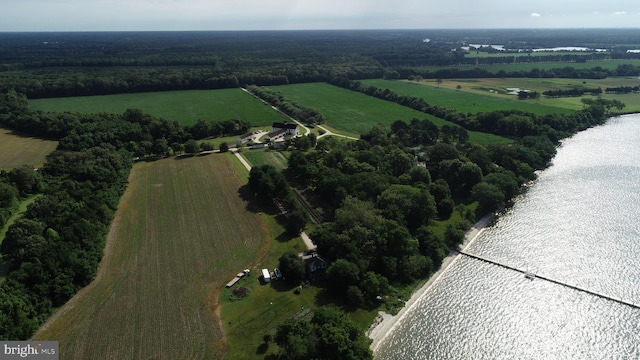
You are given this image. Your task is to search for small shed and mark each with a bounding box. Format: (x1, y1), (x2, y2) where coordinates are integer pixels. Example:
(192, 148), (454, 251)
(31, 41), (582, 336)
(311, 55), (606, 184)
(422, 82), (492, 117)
(262, 268), (271, 283)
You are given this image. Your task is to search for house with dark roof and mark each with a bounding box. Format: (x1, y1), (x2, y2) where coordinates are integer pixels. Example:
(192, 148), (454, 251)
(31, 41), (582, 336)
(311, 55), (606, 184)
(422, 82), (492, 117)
(304, 254), (328, 281)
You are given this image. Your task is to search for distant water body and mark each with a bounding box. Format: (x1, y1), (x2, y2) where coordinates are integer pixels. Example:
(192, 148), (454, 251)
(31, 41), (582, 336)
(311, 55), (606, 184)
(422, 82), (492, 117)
(376, 114), (640, 359)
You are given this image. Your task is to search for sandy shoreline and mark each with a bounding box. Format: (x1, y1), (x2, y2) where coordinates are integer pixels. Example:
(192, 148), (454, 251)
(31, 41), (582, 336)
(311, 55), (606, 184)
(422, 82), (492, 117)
(367, 214), (495, 353)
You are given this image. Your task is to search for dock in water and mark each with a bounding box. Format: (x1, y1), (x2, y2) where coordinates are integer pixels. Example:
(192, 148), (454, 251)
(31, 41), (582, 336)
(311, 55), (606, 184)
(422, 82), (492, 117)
(458, 250), (640, 310)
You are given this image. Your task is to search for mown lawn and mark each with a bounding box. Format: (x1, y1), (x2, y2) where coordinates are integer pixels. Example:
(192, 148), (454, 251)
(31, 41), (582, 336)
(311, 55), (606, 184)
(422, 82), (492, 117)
(29, 88), (290, 126)
(0, 128), (58, 171)
(33, 154), (268, 359)
(241, 149), (288, 170)
(268, 83), (510, 144)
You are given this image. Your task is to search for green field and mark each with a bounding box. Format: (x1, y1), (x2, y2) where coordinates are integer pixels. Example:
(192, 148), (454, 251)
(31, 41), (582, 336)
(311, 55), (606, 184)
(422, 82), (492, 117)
(398, 77), (640, 113)
(268, 83), (510, 144)
(29, 88), (290, 126)
(0, 128), (58, 171)
(34, 154), (268, 359)
(360, 79), (573, 115)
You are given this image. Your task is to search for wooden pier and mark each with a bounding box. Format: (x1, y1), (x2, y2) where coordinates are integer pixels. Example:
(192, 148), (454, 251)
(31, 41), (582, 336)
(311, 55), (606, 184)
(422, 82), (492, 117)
(458, 250), (640, 310)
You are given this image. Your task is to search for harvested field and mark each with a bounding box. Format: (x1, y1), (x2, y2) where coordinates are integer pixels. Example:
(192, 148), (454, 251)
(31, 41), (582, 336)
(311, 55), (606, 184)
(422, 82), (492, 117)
(0, 128), (57, 171)
(33, 154), (268, 359)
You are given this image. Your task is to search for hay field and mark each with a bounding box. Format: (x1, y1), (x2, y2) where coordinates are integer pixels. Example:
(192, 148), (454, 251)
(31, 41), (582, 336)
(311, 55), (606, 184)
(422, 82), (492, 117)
(0, 128), (58, 171)
(33, 154), (268, 359)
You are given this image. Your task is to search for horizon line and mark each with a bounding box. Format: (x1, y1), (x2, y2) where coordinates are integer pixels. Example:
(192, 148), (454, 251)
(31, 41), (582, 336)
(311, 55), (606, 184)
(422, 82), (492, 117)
(2, 27), (640, 34)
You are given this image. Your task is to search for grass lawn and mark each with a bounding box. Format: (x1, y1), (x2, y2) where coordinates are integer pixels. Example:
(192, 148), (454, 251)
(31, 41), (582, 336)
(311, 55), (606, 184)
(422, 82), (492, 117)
(33, 154), (268, 359)
(240, 149), (288, 170)
(0, 128), (58, 171)
(268, 83), (510, 145)
(29, 88), (290, 126)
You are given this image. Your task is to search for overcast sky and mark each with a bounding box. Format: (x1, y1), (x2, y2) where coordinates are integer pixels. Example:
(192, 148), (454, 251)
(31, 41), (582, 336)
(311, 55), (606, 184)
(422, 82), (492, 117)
(1, 0), (639, 32)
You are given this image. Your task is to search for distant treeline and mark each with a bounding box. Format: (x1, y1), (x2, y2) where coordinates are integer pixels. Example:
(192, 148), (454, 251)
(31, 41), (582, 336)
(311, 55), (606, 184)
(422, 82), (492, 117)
(399, 64), (640, 81)
(543, 87), (602, 97)
(3, 31), (640, 100)
(0, 64), (382, 99)
(605, 85), (640, 94)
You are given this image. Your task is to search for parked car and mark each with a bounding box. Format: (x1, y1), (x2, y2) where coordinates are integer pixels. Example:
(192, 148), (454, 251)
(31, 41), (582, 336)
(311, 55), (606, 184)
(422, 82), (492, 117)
(274, 268), (283, 280)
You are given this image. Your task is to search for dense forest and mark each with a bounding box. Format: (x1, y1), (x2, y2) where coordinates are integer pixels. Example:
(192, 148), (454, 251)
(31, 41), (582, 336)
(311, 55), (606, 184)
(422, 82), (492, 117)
(248, 100), (611, 305)
(2, 30), (640, 98)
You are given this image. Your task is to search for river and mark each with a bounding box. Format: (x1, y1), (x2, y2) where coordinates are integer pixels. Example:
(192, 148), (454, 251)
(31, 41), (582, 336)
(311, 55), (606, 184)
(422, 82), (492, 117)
(376, 114), (640, 359)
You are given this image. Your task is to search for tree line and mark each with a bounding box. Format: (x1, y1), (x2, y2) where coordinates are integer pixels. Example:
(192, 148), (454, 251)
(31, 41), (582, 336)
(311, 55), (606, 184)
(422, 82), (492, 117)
(246, 85), (326, 125)
(605, 85), (640, 94)
(397, 64), (638, 81)
(543, 87), (602, 97)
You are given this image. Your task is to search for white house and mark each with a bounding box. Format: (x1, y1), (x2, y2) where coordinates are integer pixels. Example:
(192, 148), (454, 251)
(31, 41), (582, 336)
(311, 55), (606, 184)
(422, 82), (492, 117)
(266, 122), (299, 141)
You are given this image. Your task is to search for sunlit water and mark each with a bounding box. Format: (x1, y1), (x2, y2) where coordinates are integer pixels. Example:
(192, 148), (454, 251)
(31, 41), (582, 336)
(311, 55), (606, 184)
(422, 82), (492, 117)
(376, 114), (640, 359)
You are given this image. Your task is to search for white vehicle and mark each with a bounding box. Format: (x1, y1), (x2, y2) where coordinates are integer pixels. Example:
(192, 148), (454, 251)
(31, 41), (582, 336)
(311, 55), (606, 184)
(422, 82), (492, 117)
(262, 268), (271, 283)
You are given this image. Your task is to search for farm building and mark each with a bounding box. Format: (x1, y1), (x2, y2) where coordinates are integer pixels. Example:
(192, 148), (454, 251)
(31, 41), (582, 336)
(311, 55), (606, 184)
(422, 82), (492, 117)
(237, 132), (254, 143)
(266, 122), (299, 141)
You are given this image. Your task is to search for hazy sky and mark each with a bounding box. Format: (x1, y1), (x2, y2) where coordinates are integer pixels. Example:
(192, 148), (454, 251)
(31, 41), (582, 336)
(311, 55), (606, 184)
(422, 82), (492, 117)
(1, 0), (639, 32)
